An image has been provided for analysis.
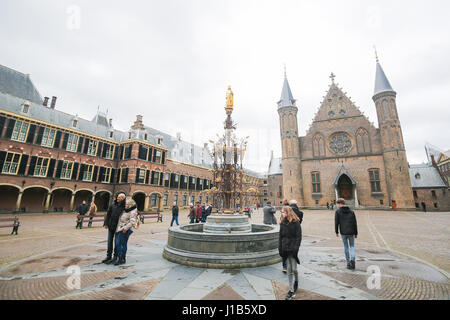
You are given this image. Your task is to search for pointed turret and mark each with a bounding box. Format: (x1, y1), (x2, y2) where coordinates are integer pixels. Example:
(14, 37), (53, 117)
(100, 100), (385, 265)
(278, 76), (296, 108)
(374, 60), (394, 96)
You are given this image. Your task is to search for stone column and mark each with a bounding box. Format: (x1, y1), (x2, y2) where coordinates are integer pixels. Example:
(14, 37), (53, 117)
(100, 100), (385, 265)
(144, 195), (150, 212)
(70, 193), (75, 211)
(15, 192), (23, 212)
(44, 192), (52, 213)
(354, 185), (359, 208)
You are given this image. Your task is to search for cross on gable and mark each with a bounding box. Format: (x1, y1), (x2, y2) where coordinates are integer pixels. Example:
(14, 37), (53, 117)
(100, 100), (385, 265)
(330, 72), (336, 83)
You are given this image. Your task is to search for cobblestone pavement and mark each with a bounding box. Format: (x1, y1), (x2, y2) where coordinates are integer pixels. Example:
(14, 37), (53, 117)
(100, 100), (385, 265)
(0, 209), (448, 300)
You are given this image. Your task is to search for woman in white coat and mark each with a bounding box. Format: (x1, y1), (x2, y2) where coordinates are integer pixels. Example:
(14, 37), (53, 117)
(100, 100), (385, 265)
(114, 199), (137, 265)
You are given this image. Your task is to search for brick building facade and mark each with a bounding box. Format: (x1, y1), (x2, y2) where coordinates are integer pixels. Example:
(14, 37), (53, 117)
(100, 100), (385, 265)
(0, 64), (265, 213)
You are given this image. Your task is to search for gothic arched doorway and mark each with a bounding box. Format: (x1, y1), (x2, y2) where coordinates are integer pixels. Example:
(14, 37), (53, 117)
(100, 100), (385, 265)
(337, 174), (353, 200)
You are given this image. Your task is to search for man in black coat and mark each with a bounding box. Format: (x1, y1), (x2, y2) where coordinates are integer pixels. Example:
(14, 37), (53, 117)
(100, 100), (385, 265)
(170, 202), (179, 227)
(76, 200), (89, 229)
(102, 193), (126, 264)
(335, 198), (358, 270)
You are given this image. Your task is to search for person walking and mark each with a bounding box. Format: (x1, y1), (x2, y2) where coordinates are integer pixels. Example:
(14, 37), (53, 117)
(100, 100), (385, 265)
(170, 202), (179, 227)
(87, 201), (97, 228)
(11, 216), (20, 235)
(326, 202), (330, 210)
(188, 204), (195, 224)
(263, 201), (277, 225)
(201, 203), (207, 223)
(421, 201), (427, 212)
(114, 199), (137, 266)
(279, 206), (301, 300)
(75, 200), (89, 229)
(205, 203), (213, 220)
(335, 198), (358, 270)
(102, 193), (126, 265)
(195, 202), (202, 223)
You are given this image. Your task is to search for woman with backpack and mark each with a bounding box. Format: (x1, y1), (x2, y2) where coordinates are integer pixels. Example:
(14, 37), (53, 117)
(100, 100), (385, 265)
(278, 206), (301, 300)
(114, 199), (137, 266)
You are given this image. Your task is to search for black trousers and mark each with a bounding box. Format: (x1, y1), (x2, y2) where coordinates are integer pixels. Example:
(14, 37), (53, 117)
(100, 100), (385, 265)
(11, 226), (18, 235)
(107, 228), (118, 258)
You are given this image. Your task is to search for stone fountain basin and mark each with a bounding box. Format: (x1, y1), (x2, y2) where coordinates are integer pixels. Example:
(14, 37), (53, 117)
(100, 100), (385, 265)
(162, 223), (281, 269)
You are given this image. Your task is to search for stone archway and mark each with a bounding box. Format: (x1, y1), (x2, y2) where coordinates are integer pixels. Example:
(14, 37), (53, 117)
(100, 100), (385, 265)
(51, 188), (72, 212)
(337, 174), (354, 200)
(74, 190), (93, 209)
(21, 187), (48, 213)
(132, 192), (146, 212)
(94, 191), (111, 212)
(0, 185), (20, 213)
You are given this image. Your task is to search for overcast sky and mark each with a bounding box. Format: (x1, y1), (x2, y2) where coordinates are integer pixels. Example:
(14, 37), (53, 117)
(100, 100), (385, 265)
(1, 0), (449, 172)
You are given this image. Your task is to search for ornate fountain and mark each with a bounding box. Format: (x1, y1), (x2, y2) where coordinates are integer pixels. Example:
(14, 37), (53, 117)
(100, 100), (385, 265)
(162, 87), (280, 268)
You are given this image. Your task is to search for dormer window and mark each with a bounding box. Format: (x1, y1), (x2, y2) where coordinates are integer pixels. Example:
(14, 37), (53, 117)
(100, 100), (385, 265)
(109, 131), (114, 138)
(72, 119), (78, 128)
(415, 173), (421, 179)
(22, 104), (30, 114)
(144, 133), (148, 140)
(128, 132), (132, 139)
(157, 137), (162, 145)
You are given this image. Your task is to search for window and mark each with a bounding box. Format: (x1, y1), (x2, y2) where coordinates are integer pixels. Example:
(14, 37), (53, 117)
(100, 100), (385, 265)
(369, 169), (381, 192)
(312, 172), (321, 193)
(109, 131), (114, 138)
(164, 173), (170, 187)
(431, 190), (437, 198)
(41, 127), (56, 147)
(328, 111), (335, 118)
(263, 190), (268, 196)
(104, 144), (114, 159)
(151, 194), (157, 207)
(329, 132), (352, 154)
(380, 200), (384, 205)
(22, 104), (30, 113)
(2, 152), (21, 174)
(434, 203), (438, 208)
(413, 191), (418, 198)
(87, 140), (98, 156)
(11, 121), (29, 142)
(120, 168), (128, 183)
(154, 150), (162, 163)
(174, 194), (178, 205)
(34, 157), (49, 177)
(157, 138), (162, 145)
(144, 133), (148, 140)
(151, 171), (160, 185)
(183, 195), (187, 206)
(60, 161), (73, 179)
(163, 194), (168, 206)
(137, 169), (146, 184)
(83, 165), (94, 181)
(339, 109), (346, 116)
(415, 173), (421, 179)
(102, 167), (112, 183)
(72, 119), (78, 128)
(415, 202), (419, 208)
(66, 134), (79, 152)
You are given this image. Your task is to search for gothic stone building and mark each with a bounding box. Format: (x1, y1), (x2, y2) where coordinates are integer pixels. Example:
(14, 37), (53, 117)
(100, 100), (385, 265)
(276, 59), (416, 210)
(0, 64), (265, 213)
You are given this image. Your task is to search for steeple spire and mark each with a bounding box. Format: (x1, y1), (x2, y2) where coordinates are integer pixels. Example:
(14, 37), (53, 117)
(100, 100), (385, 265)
(373, 52), (394, 96)
(278, 70), (296, 108)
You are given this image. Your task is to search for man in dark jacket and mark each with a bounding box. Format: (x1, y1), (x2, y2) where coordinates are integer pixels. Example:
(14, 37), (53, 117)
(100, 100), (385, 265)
(201, 203), (207, 222)
(170, 202), (179, 227)
(335, 198), (358, 270)
(75, 200), (89, 229)
(102, 193), (126, 264)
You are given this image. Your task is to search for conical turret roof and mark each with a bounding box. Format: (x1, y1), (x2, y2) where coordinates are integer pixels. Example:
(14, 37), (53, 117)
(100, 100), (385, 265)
(374, 61), (394, 95)
(278, 76), (296, 107)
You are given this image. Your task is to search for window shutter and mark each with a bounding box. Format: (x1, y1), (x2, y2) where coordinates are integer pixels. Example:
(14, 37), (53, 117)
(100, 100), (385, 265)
(77, 137), (84, 153)
(72, 162), (79, 180)
(162, 151), (166, 164)
(0, 151), (7, 170)
(28, 156), (37, 175)
(55, 160), (63, 178)
(123, 168), (129, 183)
(4, 118), (16, 139)
(148, 148), (153, 162)
(61, 133), (69, 150)
(102, 143), (108, 157)
(159, 172), (164, 185)
(116, 169), (121, 183)
(17, 154), (29, 175)
(47, 159), (56, 178)
(135, 168), (140, 183)
(119, 146), (124, 160)
(97, 142), (103, 157)
(26, 124), (36, 144)
(93, 166), (99, 182)
(152, 149), (157, 162)
(54, 131), (62, 149)
(83, 138), (90, 154)
(124, 145), (132, 159)
(145, 170), (150, 184)
(35, 126), (44, 145)
(99, 167), (105, 182)
(78, 164), (86, 180)
(111, 168), (116, 183)
(0, 116), (5, 135)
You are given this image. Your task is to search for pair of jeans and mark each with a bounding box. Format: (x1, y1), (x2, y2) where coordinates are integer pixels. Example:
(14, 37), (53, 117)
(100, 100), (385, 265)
(286, 255), (298, 292)
(170, 216), (179, 226)
(107, 228), (118, 258)
(341, 234), (355, 263)
(88, 217), (93, 227)
(115, 229), (133, 259)
(189, 218), (195, 224)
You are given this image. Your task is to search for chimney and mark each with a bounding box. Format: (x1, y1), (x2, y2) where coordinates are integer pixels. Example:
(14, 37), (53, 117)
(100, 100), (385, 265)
(50, 96), (57, 109)
(109, 118), (113, 127)
(43, 97), (49, 107)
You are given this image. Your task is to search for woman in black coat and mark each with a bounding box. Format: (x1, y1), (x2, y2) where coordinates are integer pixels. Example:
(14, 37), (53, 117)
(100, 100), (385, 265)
(279, 206), (301, 300)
